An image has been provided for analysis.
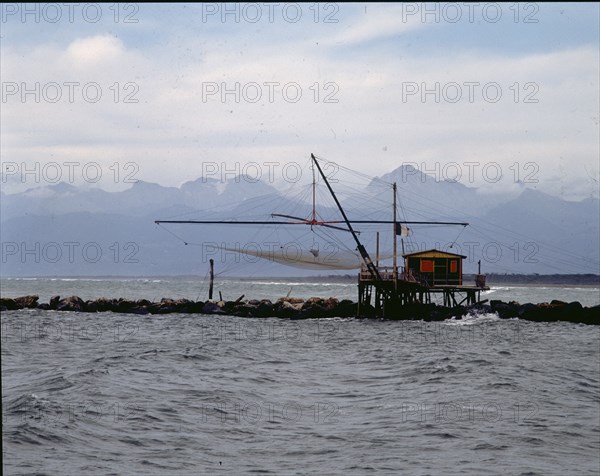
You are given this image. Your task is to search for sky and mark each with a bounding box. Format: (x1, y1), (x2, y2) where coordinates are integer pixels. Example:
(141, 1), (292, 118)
(1, 2), (599, 200)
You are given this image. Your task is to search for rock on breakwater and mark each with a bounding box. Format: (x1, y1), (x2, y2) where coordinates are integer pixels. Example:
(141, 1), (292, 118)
(0, 295), (598, 324)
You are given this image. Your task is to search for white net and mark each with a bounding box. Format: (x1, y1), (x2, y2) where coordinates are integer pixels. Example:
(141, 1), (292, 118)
(220, 244), (397, 270)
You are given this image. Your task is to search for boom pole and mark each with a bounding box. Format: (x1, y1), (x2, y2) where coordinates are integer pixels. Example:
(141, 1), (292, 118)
(154, 219), (469, 226)
(311, 153), (382, 281)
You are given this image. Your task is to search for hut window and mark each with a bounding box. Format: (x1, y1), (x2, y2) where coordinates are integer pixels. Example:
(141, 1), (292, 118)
(450, 260), (458, 273)
(420, 260), (434, 273)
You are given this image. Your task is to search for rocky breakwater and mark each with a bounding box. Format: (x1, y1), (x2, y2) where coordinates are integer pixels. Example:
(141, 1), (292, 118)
(0, 295), (598, 325)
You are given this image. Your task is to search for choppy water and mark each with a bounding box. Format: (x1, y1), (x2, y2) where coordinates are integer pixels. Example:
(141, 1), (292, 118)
(2, 276), (600, 306)
(2, 278), (599, 475)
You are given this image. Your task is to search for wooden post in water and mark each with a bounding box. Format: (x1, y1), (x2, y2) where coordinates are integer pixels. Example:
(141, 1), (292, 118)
(477, 259), (481, 302)
(209, 258), (214, 300)
(376, 232), (380, 267)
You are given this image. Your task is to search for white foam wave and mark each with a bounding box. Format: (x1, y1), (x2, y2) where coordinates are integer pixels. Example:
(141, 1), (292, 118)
(444, 311), (500, 326)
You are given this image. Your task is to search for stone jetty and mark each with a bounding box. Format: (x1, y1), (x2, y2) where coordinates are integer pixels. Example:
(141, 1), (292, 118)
(0, 295), (598, 325)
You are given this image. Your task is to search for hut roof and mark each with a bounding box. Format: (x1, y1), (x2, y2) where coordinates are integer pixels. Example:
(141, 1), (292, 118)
(402, 249), (467, 259)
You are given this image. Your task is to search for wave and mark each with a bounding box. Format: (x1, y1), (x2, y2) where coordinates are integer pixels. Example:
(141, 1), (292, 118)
(444, 311), (500, 326)
(481, 286), (513, 293)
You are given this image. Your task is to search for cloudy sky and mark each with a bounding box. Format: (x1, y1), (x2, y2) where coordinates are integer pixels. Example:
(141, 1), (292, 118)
(1, 2), (598, 199)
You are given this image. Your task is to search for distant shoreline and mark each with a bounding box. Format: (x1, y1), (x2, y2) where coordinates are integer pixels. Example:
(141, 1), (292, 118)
(1, 274), (599, 287)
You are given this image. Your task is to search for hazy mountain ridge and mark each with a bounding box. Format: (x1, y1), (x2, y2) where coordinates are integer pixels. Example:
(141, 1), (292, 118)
(1, 166), (598, 276)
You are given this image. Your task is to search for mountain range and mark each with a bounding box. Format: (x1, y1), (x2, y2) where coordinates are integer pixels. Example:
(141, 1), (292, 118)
(1, 165), (598, 276)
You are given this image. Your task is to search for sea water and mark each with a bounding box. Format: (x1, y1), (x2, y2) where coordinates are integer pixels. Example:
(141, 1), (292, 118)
(2, 277), (599, 475)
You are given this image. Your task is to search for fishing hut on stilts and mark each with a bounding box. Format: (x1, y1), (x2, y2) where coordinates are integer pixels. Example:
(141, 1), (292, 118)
(357, 180), (489, 317)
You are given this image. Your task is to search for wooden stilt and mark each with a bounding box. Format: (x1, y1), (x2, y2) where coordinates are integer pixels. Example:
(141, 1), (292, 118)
(209, 258), (214, 300)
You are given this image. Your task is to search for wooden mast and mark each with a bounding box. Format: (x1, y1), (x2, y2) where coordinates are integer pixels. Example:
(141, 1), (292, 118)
(393, 182), (398, 288)
(311, 161), (316, 223)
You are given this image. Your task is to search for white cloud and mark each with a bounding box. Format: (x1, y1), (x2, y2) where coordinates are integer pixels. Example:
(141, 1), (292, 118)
(65, 35), (126, 64)
(323, 4), (428, 46)
(0, 7), (598, 200)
